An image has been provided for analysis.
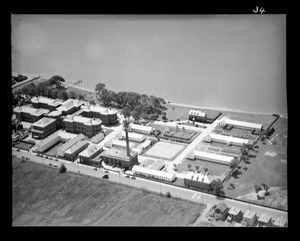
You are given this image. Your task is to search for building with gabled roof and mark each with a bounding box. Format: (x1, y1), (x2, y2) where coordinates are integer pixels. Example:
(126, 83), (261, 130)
(203, 133), (250, 147)
(91, 132), (105, 144)
(132, 165), (176, 182)
(121, 131), (145, 142)
(187, 150), (234, 165)
(218, 119), (262, 131)
(258, 213), (272, 227)
(214, 202), (228, 220)
(130, 123), (153, 135)
(183, 171), (218, 191)
(227, 206), (243, 222)
(35, 131), (61, 153)
(188, 109), (207, 122)
(64, 139), (89, 161)
(56, 99), (84, 115)
(79, 144), (103, 164)
(273, 216), (287, 227)
(56, 133), (85, 157)
(31, 117), (57, 139)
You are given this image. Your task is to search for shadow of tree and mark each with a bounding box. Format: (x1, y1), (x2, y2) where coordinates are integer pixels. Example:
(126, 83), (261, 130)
(232, 169), (242, 179)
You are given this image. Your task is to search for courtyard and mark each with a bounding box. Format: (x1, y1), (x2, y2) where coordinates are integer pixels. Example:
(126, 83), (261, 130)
(143, 141), (186, 161)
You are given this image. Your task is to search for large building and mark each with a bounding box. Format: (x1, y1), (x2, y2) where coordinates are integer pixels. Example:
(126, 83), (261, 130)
(57, 133), (85, 157)
(187, 150), (234, 165)
(13, 106), (49, 123)
(121, 131), (145, 142)
(101, 147), (139, 169)
(218, 119), (263, 132)
(64, 139), (89, 161)
(91, 132), (105, 144)
(112, 139), (135, 150)
(45, 110), (64, 128)
(35, 131), (61, 153)
(183, 171), (218, 191)
(203, 133), (251, 146)
(56, 99), (84, 115)
(188, 109), (207, 122)
(132, 165), (176, 182)
(31, 96), (62, 111)
(31, 117), (57, 139)
(63, 115), (102, 138)
(80, 105), (118, 126)
(130, 123), (153, 135)
(78, 144), (103, 165)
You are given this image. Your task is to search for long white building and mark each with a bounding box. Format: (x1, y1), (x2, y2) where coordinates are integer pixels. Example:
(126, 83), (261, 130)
(130, 123), (153, 135)
(122, 131), (145, 142)
(187, 150), (234, 165)
(203, 133), (250, 146)
(132, 165), (176, 182)
(112, 139), (135, 149)
(218, 119), (262, 131)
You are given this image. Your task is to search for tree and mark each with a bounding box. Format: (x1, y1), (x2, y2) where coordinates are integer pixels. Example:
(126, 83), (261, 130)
(50, 89), (59, 99)
(48, 75), (65, 87)
(132, 108), (141, 123)
(89, 99), (96, 105)
(187, 163), (192, 170)
(165, 192), (171, 198)
(68, 91), (77, 99)
(203, 167), (208, 173)
(162, 115), (167, 122)
(195, 165), (200, 172)
(95, 83), (106, 98)
(58, 90), (68, 101)
(211, 180), (224, 196)
(229, 158), (238, 170)
(122, 107), (131, 119)
(77, 94), (85, 100)
(59, 163), (67, 173)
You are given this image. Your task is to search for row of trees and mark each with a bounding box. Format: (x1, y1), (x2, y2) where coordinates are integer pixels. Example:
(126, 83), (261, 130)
(13, 75), (86, 104)
(95, 83), (167, 122)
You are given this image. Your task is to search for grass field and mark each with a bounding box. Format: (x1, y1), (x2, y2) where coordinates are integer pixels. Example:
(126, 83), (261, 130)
(144, 141), (186, 160)
(12, 158), (204, 226)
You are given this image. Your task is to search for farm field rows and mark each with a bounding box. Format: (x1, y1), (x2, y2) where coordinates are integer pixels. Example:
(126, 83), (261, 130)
(12, 158), (204, 226)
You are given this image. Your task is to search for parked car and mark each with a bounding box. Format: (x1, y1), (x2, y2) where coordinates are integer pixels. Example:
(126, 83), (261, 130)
(104, 170), (109, 173)
(55, 159), (58, 161)
(131, 176), (136, 179)
(16, 149), (20, 152)
(26, 157), (30, 160)
(53, 164), (58, 168)
(49, 163), (53, 166)
(102, 174), (109, 179)
(125, 175), (130, 178)
(93, 167), (97, 171)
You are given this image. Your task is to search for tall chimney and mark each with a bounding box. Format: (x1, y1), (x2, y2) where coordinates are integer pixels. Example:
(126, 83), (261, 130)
(123, 119), (131, 157)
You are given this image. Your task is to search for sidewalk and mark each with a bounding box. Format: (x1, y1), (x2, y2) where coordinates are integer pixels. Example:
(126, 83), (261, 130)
(192, 203), (213, 226)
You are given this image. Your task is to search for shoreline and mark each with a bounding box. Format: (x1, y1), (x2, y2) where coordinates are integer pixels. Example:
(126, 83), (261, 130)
(16, 72), (287, 118)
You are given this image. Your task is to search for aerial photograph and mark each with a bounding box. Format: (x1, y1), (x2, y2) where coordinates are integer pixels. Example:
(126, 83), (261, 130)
(11, 14), (287, 227)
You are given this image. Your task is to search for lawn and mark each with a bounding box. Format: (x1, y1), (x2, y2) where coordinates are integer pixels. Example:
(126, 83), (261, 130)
(12, 158), (205, 226)
(176, 158), (229, 177)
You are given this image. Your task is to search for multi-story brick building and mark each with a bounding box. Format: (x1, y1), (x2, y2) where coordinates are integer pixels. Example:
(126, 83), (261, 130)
(101, 147), (138, 169)
(80, 105), (118, 126)
(31, 96), (62, 111)
(78, 144), (103, 165)
(63, 115), (102, 138)
(31, 117), (57, 139)
(13, 106), (49, 123)
(56, 99), (84, 115)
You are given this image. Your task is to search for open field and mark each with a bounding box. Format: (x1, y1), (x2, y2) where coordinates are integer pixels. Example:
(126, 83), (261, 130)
(12, 158), (204, 226)
(144, 141), (186, 160)
(223, 135), (287, 210)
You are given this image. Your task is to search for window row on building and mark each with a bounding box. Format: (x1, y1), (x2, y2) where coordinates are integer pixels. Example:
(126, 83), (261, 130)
(132, 165), (176, 182)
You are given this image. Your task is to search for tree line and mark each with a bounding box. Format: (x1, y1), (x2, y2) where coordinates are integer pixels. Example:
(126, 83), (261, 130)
(94, 83), (167, 122)
(13, 75), (85, 105)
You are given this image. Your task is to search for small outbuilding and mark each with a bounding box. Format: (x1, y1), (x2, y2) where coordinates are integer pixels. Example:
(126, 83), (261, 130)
(273, 216), (287, 227)
(214, 202), (228, 221)
(227, 206), (243, 223)
(258, 213), (272, 227)
(242, 210), (257, 226)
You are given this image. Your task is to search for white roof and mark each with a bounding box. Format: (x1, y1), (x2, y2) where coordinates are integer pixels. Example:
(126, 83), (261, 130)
(209, 133), (250, 145)
(64, 115), (102, 125)
(274, 216), (287, 227)
(112, 139), (135, 149)
(32, 117), (56, 128)
(78, 144), (102, 158)
(193, 150), (234, 163)
(57, 130), (78, 140)
(81, 105), (117, 115)
(189, 109), (206, 117)
(132, 165), (175, 180)
(122, 131), (145, 141)
(20, 121), (32, 129)
(184, 171), (216, 184)
(47, 110), (62, 117)
(64, 140), (88, 155)
(224, 119), (262, 130)
(136, 139), (151, 149)
(57, 99), (83, 111)
(14, 106), (49, 116)
(243, 210), (256, 219)
(130, 123), (153, 132)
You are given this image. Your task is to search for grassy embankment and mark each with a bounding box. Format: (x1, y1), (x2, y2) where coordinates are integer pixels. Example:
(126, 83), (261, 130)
(13, 158), (205, 226)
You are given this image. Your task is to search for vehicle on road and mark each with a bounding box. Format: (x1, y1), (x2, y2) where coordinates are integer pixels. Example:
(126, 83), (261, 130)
(16, 149), (20, 152)
(26, 157), (30, 160)
(93, 168), (97, 171)
(53, 164), (58, 168)
(104, 170), (109, 173)
(125, 175), (130, 178)
(55, 159), (58, 161)
(102, 174), (109, 179)
(131, 176), (136, 179)
(49, 163), (53, 166)
(44, 156), (48, 159)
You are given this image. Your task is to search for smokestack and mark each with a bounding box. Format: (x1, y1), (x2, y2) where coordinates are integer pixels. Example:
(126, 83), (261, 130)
(125, 128), (130, 157)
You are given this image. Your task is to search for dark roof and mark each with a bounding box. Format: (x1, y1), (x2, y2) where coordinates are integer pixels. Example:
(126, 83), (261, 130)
(215, 202), (228, 213)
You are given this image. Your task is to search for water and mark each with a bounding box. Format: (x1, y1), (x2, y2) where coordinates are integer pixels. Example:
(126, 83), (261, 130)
(11, 15), (287, 115)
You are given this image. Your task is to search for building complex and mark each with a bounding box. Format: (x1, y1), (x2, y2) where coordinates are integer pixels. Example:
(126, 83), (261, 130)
(183, 171), (219, 190)
(31, 117), (57, 139)
(13, 106), (49, 123)
(218, 119), (263, 132)
(80, 105), (118, 126)
(187, 150), (234, 165)
(203, 133), (251, 146)
(132, 165), (176, 182)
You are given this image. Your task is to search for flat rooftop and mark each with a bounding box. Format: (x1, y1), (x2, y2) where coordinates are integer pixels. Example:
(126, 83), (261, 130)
(14, 106), (49, 116)
(193, 150), (234, 163)
(130, 123), (153, 132)
(102, 147), (137, 161)
(222, 119), (262, 130)
(209, 133), (250, 145)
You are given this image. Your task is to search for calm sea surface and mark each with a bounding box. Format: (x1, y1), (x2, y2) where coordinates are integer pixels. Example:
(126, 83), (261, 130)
(11, 15), (287, 115)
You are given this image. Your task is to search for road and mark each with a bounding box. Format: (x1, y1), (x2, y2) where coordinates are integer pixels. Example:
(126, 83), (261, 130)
(13, 148), (287, 222)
